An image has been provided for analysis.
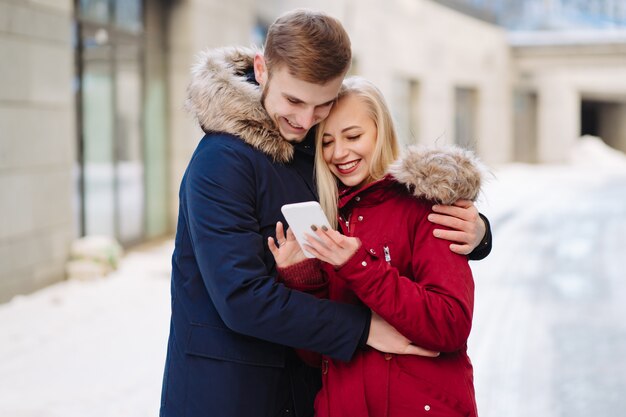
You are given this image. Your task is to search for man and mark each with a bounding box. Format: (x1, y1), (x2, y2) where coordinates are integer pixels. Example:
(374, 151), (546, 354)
(160, 9), (491, 417)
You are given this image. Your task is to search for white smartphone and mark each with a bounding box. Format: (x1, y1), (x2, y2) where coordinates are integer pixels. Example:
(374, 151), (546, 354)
(281, 201), (332, 258)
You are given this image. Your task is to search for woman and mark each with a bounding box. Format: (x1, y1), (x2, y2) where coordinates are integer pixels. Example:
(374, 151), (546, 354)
(269, 76), (483, 417)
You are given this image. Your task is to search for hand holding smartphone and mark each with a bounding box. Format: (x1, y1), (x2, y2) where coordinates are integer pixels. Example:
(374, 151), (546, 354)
(281, 201), (332, 258)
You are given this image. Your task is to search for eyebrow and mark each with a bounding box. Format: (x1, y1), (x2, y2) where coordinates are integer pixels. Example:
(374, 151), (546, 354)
(283, 94), (335, 107)
(322, 125), (361, 137)
(283, 94), (303, 103)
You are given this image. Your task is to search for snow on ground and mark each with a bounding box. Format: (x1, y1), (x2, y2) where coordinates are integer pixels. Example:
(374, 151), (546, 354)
(0, 137), (625, 417)
(0, 242), (173, 417)
(469, 137), (626, 417)
(476, 135), (626, 227)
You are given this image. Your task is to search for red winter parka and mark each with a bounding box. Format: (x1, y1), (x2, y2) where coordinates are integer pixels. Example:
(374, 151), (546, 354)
(278, 146), (484, 417)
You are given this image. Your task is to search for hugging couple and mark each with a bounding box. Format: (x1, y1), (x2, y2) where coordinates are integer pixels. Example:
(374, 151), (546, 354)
(160, 8), (491, 417)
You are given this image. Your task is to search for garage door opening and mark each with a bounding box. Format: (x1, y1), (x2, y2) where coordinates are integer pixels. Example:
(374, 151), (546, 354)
(580, 99), (626, 154)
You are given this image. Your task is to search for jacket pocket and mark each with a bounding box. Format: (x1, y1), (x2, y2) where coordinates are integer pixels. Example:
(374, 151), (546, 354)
(390, 359), (472, 417)
(185, 323), (285, 368)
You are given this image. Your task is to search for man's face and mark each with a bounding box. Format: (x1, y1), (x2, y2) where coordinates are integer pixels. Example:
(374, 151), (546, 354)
(254, 54), (344, 143)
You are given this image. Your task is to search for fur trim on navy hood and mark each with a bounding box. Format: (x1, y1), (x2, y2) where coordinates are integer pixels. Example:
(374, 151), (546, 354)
(185, 47), (294, 163)
(388, 145), (485, 204)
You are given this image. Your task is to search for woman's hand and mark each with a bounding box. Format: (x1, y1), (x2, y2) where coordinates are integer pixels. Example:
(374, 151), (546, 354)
(268, 221), (307, 268)
(303, 225), (360, 267)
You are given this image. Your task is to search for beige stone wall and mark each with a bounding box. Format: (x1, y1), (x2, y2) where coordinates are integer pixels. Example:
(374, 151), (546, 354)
(0, 0), (76, 302)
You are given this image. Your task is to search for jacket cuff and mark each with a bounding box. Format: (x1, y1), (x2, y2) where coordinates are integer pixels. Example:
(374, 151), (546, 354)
(358, 308), (372, 349)
(277, 259), (324, 285)
(335, 244), (377, 277)
(468, 213), (492, 261)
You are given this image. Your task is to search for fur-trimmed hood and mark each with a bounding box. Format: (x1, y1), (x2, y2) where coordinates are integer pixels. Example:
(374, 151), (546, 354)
(388, 145), (484, 204)
(185, 47), (294, 163)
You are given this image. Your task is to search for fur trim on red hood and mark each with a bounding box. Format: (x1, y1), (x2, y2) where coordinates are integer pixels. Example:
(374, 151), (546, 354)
(388, 145), (485, 204)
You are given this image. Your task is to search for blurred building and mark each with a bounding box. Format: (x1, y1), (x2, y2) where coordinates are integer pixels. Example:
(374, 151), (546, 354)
(1, 0), (625, 301)
(1, 0), (76, 300)
(435, 0), (626, 163)
(509, 29), (626, 163)
(436, 0), (626, 30)
(0, 0), (259, 302)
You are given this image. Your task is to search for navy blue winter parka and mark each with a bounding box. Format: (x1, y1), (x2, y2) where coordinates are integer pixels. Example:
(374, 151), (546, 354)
(159, 47), (369, 417)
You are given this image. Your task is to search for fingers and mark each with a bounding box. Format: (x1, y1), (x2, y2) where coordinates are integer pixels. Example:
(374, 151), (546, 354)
(303, 226), (338, 254)
(432, 228), (477, 255)
(432, 229), (466, 243)
(452, 199), (473, 208)
(429, 213), (467, 231)
(431, 202), (478, 222)
(313, 226), (353, 251)
(285, 227), (296, 242)
(313, 226), (341, 249)
(431, 204), (466, 218)
(449, 243), (473, 255)
(316, 228), (357, 252)
(326, 228), (349, 247)
(302, 242), (328, 263)
(268, 237), (279, 258)
(303, 229), (353, 266)
(276, 221), (287, 244)
(304, 233), (332, 259)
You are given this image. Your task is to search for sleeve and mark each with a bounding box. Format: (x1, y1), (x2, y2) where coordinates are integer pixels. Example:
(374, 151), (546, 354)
(333, 207), (474, 352)
(468, 213), (492, 261)
(276, 259), (327, 367)
(276, 259), (329, 299)
(184, 142), (368, 361)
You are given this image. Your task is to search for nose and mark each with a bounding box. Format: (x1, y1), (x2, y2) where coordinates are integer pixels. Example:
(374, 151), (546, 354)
(296, 107), (317, 130)
(332, 140), (349, 161)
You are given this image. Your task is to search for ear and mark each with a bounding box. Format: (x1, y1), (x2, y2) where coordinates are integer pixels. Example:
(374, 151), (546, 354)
(253, 53), (268, 87)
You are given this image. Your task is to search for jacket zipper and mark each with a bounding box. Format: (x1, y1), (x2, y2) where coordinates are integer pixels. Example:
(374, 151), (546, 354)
(342, 214), (351, 233)
(383, 245), (391, 263)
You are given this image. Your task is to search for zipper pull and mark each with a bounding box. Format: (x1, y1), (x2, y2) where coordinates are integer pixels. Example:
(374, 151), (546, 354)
(383, 245), (391, 263)
(342, 215), (350, 233)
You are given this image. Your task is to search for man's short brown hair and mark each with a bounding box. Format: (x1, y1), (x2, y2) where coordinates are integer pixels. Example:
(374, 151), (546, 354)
(264, 9), (351, 84)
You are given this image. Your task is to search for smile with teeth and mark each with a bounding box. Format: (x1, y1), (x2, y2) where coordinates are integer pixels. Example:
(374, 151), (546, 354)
(336, 160), (360, 174)
(285, 118), (303, 130)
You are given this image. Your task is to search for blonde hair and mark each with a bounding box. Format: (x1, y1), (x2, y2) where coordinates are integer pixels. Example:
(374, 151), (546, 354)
(315, 77), (400, 227)
(264, 9), (351, 83)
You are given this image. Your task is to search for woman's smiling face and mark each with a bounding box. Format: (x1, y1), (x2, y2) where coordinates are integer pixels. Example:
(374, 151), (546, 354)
(320, 93), (378, 188)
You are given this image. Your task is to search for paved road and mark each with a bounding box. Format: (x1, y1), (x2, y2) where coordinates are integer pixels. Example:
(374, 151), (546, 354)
(469, 175), (626, 417)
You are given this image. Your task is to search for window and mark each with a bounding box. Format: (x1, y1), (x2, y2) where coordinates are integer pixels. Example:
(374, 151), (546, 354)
(513, 90), (538, 163)
(393, 78), (421, 146)
(454, 87), (479, 150)
(75, 0), (169, 245)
